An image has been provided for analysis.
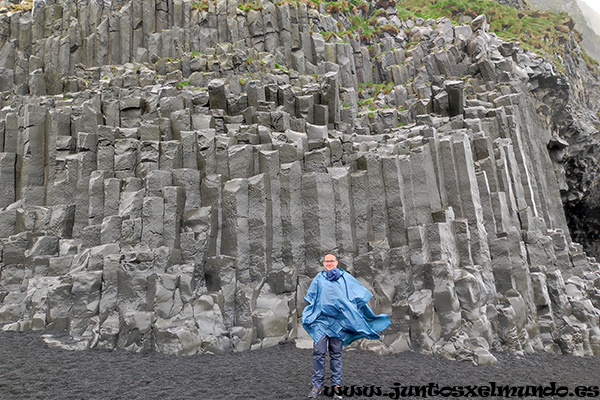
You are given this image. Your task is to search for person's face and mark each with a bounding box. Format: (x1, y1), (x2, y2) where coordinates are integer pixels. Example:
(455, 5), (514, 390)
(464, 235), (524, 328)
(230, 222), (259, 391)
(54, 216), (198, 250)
(323, 255), (338, 271)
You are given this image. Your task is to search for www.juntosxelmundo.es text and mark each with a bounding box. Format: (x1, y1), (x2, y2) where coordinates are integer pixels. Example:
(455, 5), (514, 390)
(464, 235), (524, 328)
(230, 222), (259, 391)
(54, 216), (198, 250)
(321, 382), (600, 398)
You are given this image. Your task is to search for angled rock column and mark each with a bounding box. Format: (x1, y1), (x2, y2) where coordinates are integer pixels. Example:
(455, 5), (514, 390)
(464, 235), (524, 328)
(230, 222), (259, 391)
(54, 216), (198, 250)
(476, 172), (497, 239)
(200, 174), (224, 257)
(130, 1), (143, 56)
(108, 12), (122, 65)
(88, 170), (106, 226)
(248, 173), (271, 282)
(117, 249), (154, 313)
(180, 131), (199, 170)
(163, 186), (185, 249)
(141, 196), (164, 248)
(382, 156), (408, 248)
(18, 104), (47, 206)
(0, 152), (16, 208)
(159, 141), (183, 171)
(452, 219), (475, 268)
(172, 168), (201, 211)
(453, 133), (490, 265)
(205, 255), (236, 330)
(99, 254), (120, 322)
(142, 0), (156, 42)
(494, 139), (525, 226)
(364, 154), (389, 243)
(69, 271), (103, 336)
(4, 111), (18, 153)
(489, 237), (516, 295)
(280, 162), (305, 274)
(302, 172), (335, 274)
(197, 129), (217, 176)
(119, 189), (145, 246)
(180, 209), (213, 292)
(506, 231), (536, 319)
(491, 192), (517, 234)
(323, 71), (340, 125)
(53, 154), (79, 212)
(350, 170), (372, 255)
(427, 218), (459, 268)
(74, 133), (99, 237)
(114, 139), (139, 179)
(228, 144), (255, 180)
(221, 178), (250, 276)
(497, 139), (531, 213)
(437, 136), (462, 216)
(328, 167), (357, 257)
(397, 155), (417, 227)
(409, 145), (441, 226)
(97, 127), (115, 176)
(45, 109), (72, 205)
(472, 136), (499, 192)
(408, 289), (438, 352)
(103, 178), (121, 218)
(120, 3), (133, 63)
(446, 80), (464, 117)
(504, 111), (543, 219)
(430, 260), (461, 339)
(259, 150), (283, 269)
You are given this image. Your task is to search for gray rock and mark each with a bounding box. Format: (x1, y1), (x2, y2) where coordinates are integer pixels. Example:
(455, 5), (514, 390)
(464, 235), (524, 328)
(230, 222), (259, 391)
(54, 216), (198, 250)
(208, 79), (227, 110)
(159, 141), (183, 171)
(0, 67), (14, 92)
(0, 0), (596, 363)
(141, 197), (164, 248)
(24, 236), (60, 258)
(0, 153), (16, 208)
(28, 69), (46, 96)
(302, 172), (335, 272)
(162, 186), (185, 250)
(172, 168), (201, 210)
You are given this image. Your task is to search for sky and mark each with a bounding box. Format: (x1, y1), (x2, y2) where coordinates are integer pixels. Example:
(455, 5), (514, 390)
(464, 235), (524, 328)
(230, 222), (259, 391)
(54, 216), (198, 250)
(580, 0), (600, 14)
(578, 0), (600, 36)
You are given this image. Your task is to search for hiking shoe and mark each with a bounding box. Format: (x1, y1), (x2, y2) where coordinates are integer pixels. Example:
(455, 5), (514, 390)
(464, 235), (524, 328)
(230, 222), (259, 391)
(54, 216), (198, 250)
(333, 386), (343, 399)
(308, 387), (321, 398)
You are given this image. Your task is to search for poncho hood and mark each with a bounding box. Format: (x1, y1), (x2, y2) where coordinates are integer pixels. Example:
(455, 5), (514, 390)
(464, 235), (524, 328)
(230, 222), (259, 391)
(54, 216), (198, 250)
(325, 268), (342, 281)
(302, 269), (390, 345)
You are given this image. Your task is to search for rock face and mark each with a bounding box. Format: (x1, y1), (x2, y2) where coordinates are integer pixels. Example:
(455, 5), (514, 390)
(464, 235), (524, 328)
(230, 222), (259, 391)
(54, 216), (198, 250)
(510, 0), (600, 263)
(0, 0), (599, 363)
(526, 0), (600, 62)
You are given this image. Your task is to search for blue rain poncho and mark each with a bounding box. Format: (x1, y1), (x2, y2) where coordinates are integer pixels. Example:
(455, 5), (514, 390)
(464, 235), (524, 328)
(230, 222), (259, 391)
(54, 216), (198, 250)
(302, 268), (390, 345)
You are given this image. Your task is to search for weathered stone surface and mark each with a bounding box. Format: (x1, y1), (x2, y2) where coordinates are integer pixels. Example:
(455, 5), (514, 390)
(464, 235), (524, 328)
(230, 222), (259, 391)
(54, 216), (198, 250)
(141, 196), (164, 248)
(0, 2), (596, 364)
(0, 152), (16, 208)
(302, 172), (336, 273)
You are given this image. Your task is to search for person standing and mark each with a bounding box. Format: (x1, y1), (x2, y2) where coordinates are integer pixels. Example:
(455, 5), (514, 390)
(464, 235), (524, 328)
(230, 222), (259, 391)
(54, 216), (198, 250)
(302, 254), (390, 398)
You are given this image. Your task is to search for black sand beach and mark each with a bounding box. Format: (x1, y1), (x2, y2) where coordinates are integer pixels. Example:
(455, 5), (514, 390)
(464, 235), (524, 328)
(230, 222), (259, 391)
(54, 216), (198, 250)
(1, 330), (600, 400)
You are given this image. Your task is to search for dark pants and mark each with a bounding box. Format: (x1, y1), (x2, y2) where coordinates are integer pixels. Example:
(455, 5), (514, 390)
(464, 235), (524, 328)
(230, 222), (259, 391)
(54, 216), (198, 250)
(312, 334), (343, 388)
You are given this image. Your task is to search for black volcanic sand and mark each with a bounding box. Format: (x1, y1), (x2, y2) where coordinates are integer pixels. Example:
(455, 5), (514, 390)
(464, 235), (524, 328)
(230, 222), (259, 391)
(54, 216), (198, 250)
(1, 330), (600, 400)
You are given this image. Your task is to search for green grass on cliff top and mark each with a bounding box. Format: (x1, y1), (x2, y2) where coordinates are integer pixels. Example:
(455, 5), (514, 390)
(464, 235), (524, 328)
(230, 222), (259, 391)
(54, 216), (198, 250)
(323, 0), (597, 74)
(397, 0), (572, 44)
(399, 0), (599, 73)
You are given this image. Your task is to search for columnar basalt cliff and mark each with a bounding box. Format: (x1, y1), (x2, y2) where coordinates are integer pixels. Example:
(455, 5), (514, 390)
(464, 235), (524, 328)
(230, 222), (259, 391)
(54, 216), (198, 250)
(518, 0), (600, 262)
(0, 0), (599, 364)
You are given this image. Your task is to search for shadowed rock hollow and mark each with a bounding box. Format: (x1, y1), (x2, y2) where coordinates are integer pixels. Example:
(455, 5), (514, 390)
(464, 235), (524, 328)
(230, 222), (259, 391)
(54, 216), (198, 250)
(0, 0), (599, 365)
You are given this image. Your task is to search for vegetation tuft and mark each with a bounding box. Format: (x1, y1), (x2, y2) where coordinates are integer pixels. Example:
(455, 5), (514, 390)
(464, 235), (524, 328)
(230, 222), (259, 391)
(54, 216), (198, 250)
(191, 0), (215, 12)
(394, 0), (596, 74)
(238, 1), (263, 12)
